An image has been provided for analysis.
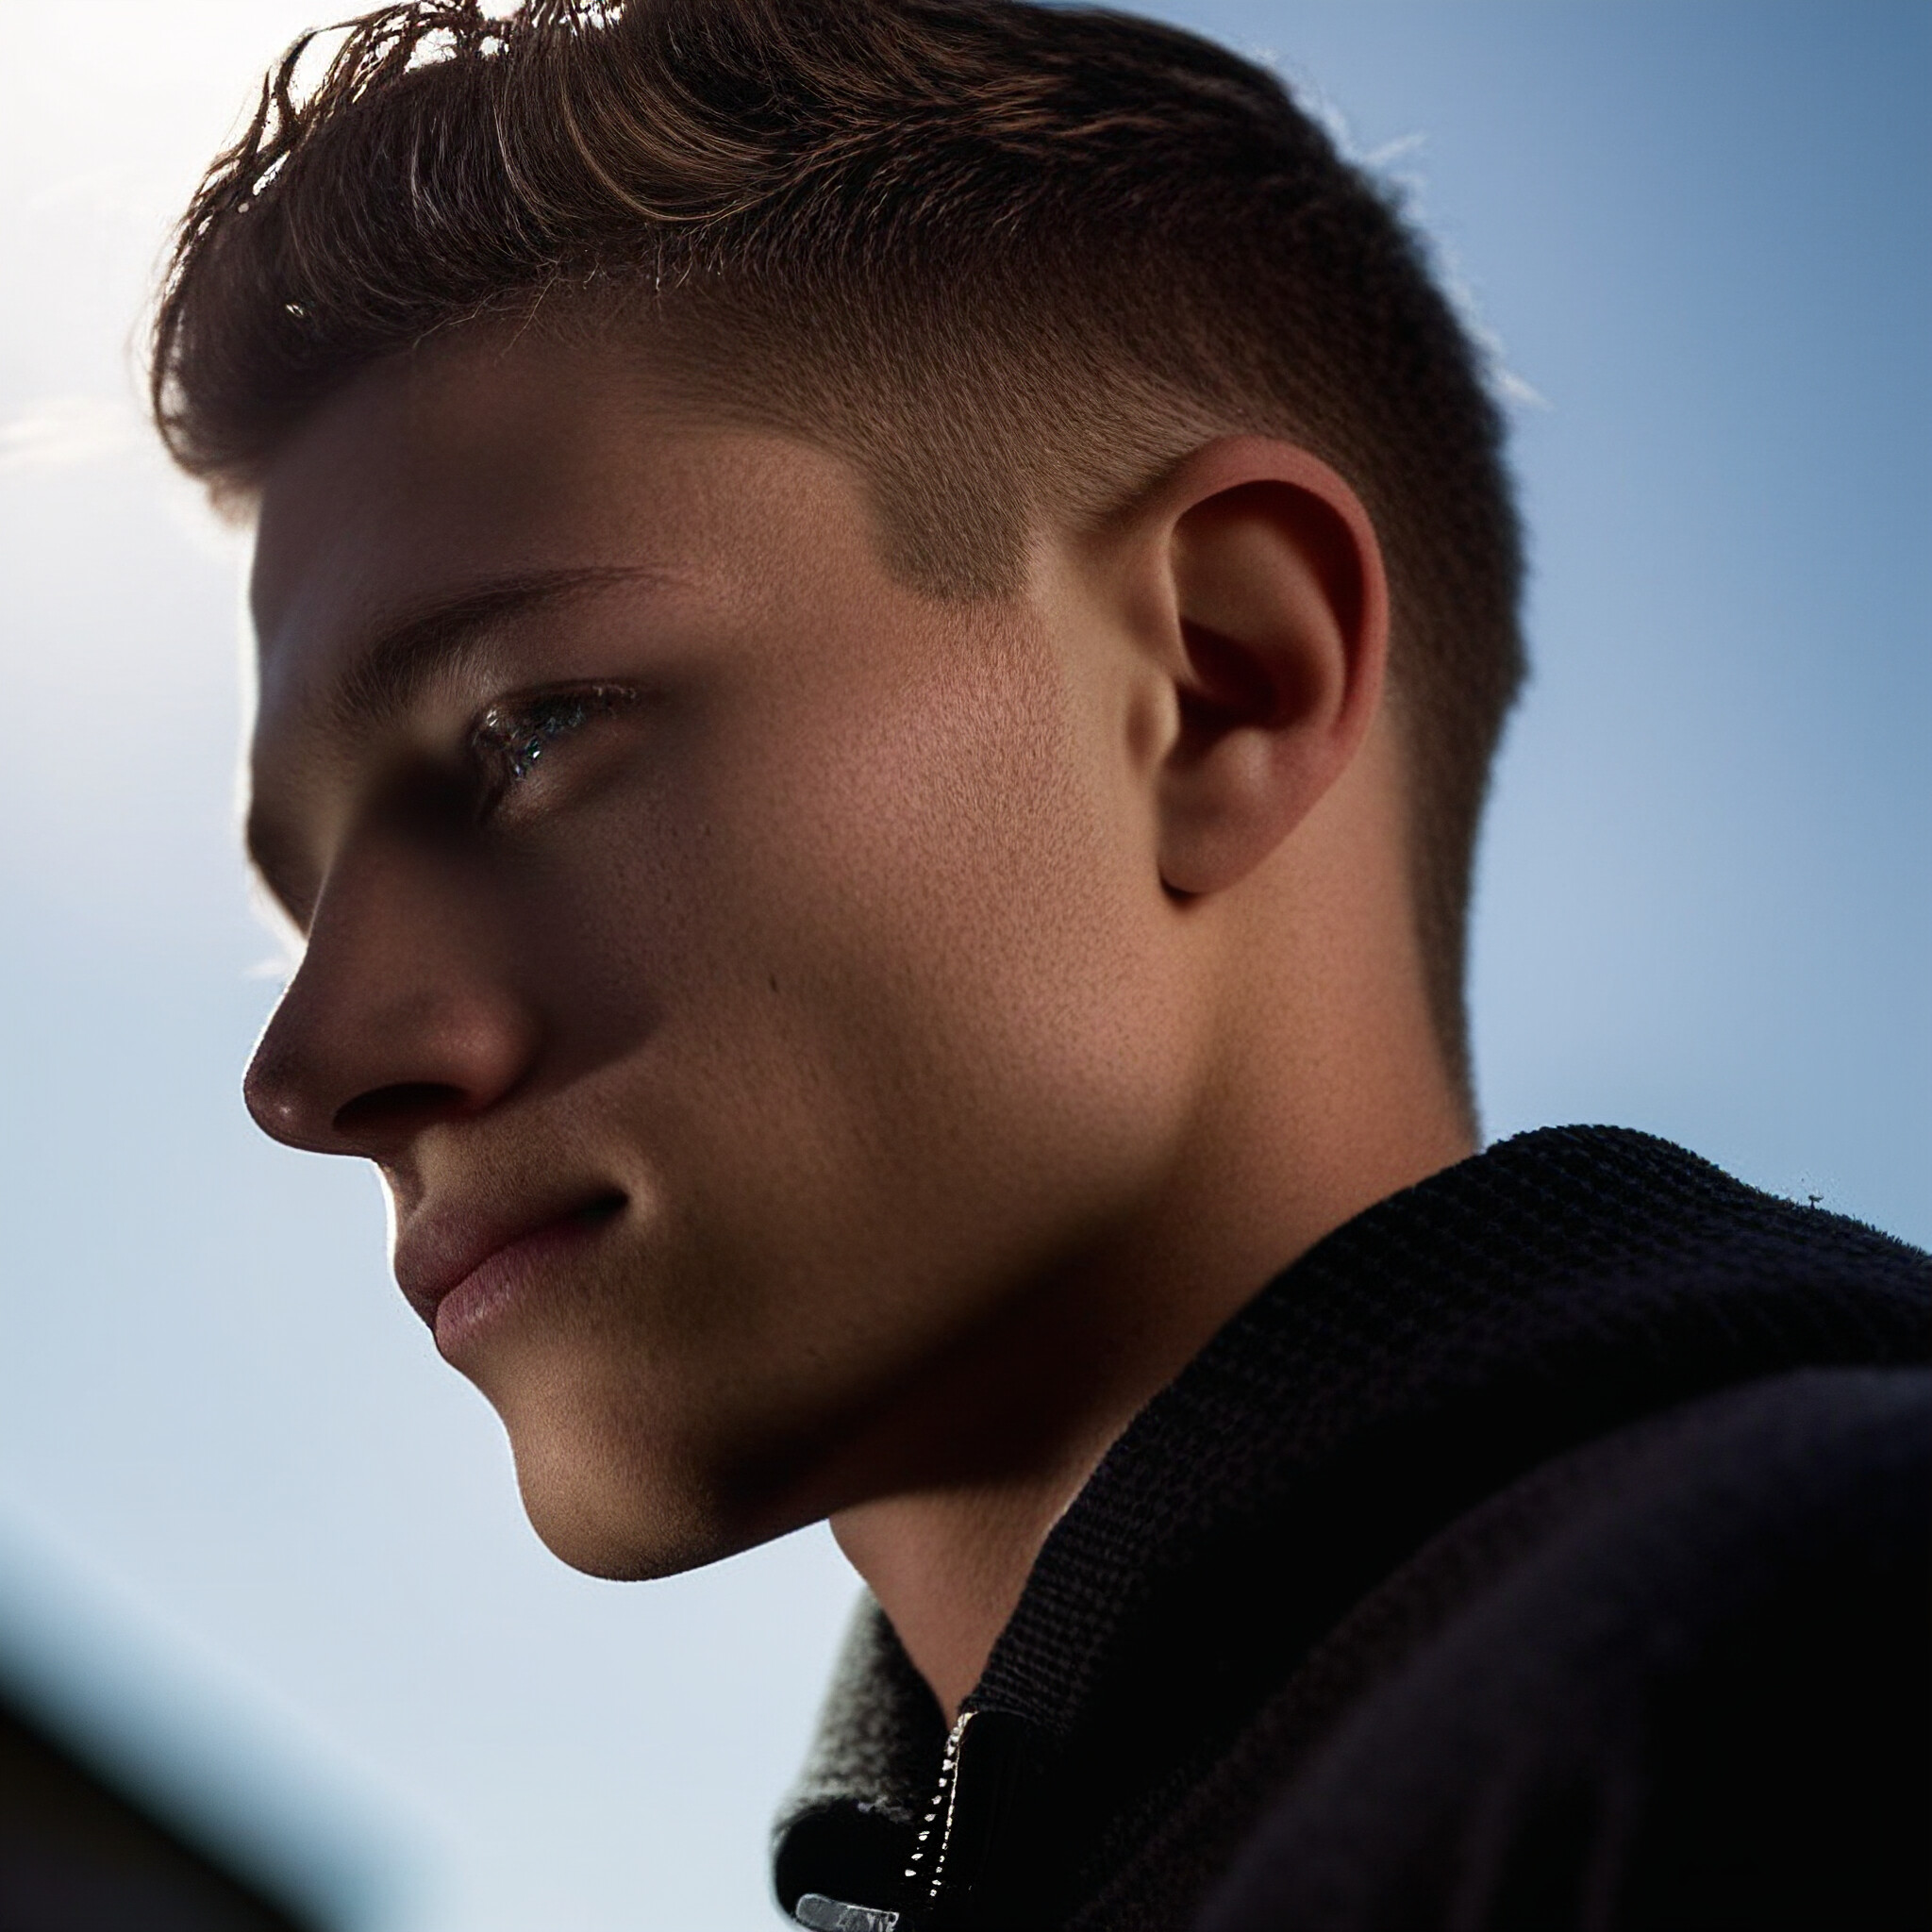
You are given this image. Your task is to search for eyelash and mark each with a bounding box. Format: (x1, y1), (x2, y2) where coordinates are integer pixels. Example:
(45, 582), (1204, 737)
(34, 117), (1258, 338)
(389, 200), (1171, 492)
(469, 682), (641, 809)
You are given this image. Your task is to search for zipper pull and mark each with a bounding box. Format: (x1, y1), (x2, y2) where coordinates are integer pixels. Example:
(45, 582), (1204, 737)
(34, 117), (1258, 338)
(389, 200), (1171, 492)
(794, 1894), (902, 1932)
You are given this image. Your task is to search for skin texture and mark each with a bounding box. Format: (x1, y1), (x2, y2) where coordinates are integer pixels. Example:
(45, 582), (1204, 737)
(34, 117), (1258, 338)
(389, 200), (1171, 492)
(243, 328), (1473, 1715)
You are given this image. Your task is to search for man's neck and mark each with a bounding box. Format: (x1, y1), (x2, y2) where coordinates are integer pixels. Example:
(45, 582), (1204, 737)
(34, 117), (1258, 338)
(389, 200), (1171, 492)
(829, 1107), (1474, 1718)
(831, 1455), (1109, 1720)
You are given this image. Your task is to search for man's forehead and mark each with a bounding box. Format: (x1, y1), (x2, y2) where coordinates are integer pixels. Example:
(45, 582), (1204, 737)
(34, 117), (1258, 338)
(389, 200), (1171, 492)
(256, 340), (646, 639)
(246, 328), (856, 705)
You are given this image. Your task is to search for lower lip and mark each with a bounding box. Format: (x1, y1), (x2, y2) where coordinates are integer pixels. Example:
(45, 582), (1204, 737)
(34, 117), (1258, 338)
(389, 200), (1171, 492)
(432, 1208), (617, 1358)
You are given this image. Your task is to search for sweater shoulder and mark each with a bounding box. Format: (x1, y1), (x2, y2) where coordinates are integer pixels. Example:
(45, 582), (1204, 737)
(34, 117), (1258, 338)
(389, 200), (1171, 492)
(1196, 1364), (1932, 1932)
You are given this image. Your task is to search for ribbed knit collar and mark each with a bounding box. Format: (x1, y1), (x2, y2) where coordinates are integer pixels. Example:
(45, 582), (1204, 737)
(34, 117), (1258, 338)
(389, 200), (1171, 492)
(774, 1126), (1932, 1926)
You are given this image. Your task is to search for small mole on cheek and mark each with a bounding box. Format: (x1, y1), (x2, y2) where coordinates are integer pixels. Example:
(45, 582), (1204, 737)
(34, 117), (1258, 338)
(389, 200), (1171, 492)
(769, 974), (781, 995)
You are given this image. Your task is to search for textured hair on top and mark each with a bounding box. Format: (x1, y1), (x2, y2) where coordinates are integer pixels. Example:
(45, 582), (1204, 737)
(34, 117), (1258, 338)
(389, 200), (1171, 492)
(152, 0), (1525, 1097)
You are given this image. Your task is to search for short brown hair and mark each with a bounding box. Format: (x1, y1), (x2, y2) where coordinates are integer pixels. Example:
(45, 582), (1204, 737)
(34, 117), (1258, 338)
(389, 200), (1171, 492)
(152, 0), (1525, 1095)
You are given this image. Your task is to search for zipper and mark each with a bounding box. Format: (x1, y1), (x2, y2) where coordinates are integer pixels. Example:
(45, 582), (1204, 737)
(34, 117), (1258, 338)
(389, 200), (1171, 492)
(793, 1708), (1046, 1931)
(903, 1709), (971, 1907)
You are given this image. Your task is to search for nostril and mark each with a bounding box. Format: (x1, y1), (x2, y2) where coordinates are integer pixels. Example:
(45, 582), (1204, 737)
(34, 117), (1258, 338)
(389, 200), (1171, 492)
(332, 1080), (471, 1140)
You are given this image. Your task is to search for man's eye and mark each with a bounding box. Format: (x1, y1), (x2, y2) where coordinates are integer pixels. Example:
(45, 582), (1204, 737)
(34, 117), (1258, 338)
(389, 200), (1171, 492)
(469, 682), (641, 809)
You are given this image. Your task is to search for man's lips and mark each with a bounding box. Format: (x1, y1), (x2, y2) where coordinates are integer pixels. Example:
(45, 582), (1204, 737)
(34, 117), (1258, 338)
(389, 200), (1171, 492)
(394, 1192), (625, 1328)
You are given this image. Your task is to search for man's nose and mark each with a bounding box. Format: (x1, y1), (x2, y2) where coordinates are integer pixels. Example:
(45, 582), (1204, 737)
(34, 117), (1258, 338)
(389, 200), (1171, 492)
(243, 841), (541, 1159)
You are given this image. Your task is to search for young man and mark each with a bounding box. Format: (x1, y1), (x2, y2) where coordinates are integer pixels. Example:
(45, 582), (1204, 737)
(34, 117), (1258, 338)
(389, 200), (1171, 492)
(153, 2), (1929, 1926)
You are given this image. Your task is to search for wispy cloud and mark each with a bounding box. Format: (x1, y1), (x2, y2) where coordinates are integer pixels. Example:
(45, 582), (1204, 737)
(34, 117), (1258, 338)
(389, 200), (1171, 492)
(1494, 368), (1551, 410)
(0, 394), (141, 470)
(1364, 132), (1429, 169)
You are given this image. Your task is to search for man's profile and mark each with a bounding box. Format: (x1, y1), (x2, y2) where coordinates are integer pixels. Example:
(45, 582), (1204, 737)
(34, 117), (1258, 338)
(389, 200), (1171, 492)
(149, 3), (1929, 1927)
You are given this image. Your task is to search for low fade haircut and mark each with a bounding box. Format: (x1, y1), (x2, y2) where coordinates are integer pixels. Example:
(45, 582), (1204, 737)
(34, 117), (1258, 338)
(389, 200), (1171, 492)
(152, 0), (1526, 1101)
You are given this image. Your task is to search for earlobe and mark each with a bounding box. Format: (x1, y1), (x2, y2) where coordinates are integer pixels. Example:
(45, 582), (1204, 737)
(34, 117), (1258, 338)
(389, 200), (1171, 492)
(1148, 442), (1388, 898)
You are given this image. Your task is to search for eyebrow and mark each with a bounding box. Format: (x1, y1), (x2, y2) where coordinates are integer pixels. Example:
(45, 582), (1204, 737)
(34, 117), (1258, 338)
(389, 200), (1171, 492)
(246, 563), (669, 914)
(325, 564), (666, 735)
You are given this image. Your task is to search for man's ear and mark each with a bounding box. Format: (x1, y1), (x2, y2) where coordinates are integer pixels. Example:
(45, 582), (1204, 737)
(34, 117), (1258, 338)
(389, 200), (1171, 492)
(1128, 438), (1389, 898)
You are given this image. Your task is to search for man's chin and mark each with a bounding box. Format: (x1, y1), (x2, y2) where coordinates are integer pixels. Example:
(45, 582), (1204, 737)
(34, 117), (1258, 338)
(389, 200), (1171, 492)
(504, 1416), (751, 1581)
(477, 1342), (888, 1575)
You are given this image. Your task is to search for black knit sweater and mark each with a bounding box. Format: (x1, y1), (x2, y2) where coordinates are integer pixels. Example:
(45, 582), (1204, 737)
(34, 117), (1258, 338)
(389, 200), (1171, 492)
(773, 1126), (1932, 1931)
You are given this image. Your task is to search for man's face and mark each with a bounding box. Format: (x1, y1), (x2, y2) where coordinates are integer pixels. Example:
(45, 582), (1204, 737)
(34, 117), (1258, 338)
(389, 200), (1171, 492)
(245, 328), (1200, 1574)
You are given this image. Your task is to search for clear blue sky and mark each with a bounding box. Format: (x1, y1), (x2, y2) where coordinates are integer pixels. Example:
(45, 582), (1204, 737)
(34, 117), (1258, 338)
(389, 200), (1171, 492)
(0, 5), (1924, 1928)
